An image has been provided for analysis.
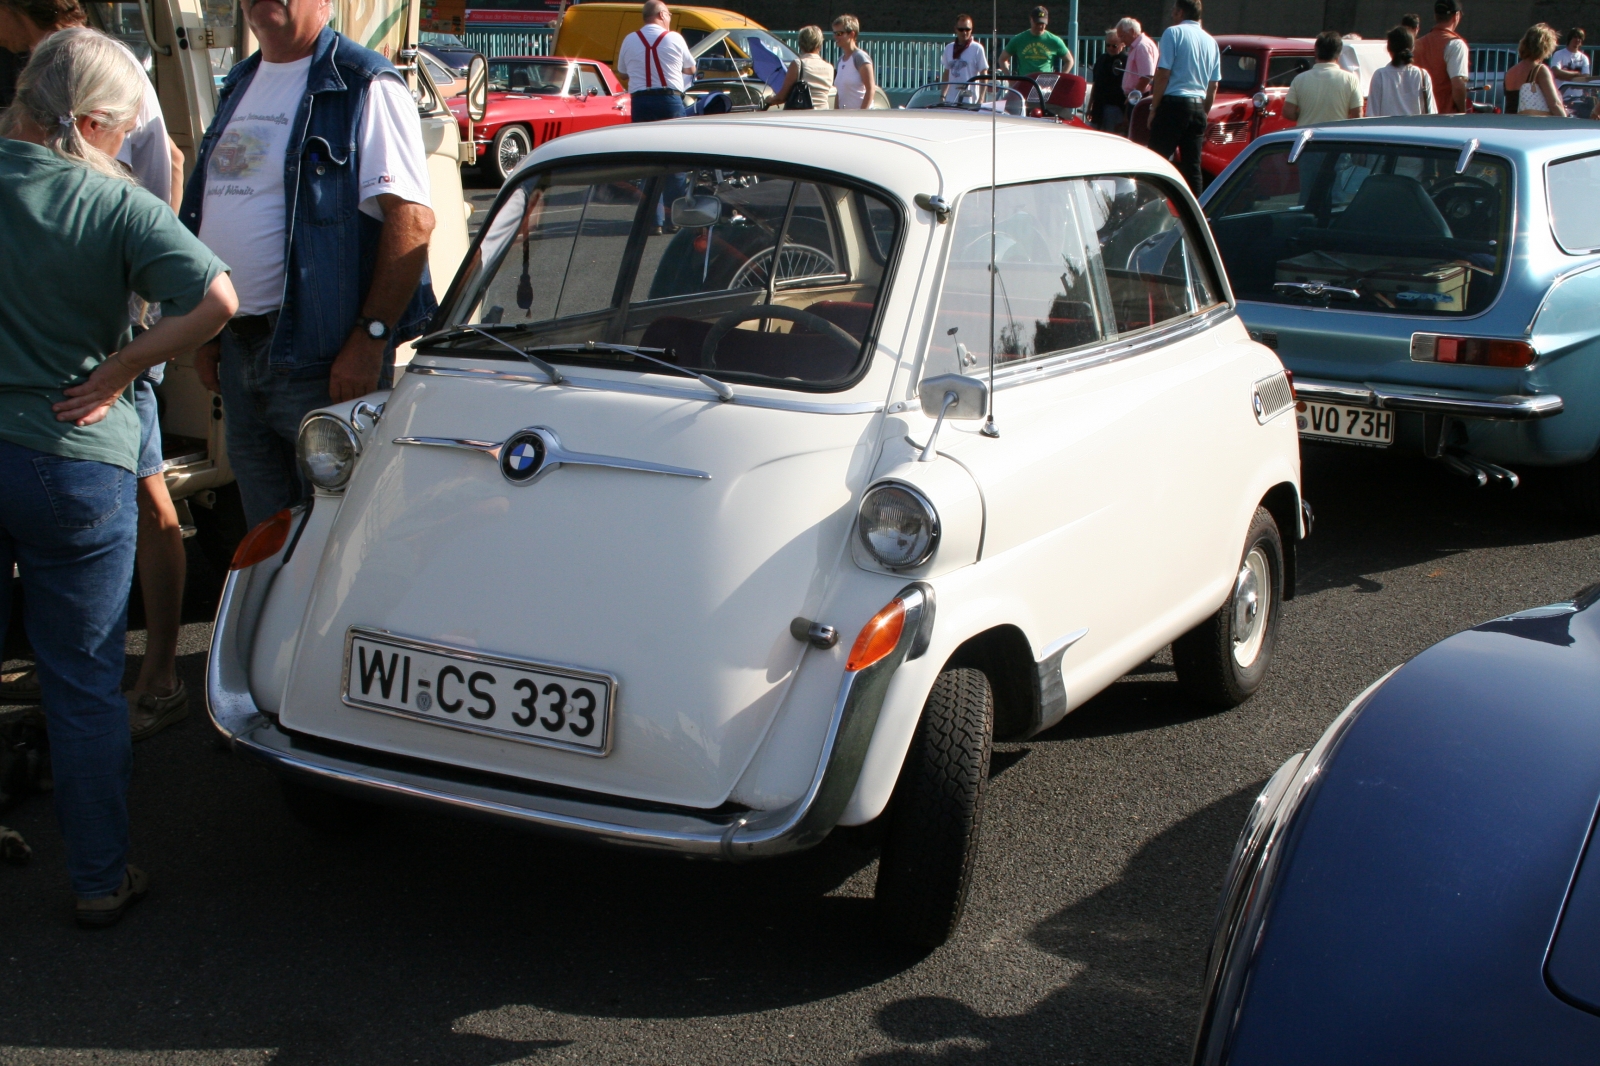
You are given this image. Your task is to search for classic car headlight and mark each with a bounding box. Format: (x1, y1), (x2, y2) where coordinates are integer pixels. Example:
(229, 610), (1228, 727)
(858, 483), (940, 570)
(297, 413), (361, 490)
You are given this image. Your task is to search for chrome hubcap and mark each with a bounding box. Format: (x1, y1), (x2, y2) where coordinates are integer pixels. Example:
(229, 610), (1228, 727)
(499, 135), (525, 176)
(1231, 547), (1270, 667)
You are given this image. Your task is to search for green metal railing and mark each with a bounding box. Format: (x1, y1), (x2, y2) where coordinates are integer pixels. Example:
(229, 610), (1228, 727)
(461, 25), (553, 57)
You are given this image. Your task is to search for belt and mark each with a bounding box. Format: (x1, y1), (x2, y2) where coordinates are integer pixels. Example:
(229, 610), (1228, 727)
(631, 87), (682, 95)
(226, 311), (278, 343)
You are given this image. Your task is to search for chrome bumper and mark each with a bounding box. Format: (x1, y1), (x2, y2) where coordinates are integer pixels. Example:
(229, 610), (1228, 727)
(207, 566), (934, 859)
(1294, 378), (1563, 421)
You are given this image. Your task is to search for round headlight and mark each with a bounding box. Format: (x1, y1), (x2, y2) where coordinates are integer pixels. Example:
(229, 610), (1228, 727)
(297, 413), (361, 490)
(858, 483), (940, 570)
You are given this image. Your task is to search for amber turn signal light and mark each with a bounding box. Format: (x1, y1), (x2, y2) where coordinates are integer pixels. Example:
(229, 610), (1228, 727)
(1411, 334), (1536, 368)
(846, 597), (906, 672)
(230, 509), (294, 571)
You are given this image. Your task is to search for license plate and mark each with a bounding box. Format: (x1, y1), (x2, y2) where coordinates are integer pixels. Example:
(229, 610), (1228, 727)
(342, 629), (614, 755)
(1296, 402), (1393, 447)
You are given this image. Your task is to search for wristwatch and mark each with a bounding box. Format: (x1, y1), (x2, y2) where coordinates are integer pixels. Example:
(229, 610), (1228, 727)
(356, 316), (392, 341)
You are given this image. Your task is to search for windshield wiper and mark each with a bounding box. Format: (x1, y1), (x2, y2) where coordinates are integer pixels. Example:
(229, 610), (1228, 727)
(525, 341), (735, 402)
(415, 324), (566, 384)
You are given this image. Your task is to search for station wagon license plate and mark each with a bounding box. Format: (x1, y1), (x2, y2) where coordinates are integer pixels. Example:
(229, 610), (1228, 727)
(1297, 402), (1393, 447)
(342, 629), (613, 755)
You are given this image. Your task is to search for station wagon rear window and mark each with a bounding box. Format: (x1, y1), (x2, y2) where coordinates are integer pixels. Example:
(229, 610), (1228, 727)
(437, 162), (900, 390)
(1548, 152), (1600, 253)
(1206, 142), (1511, 316)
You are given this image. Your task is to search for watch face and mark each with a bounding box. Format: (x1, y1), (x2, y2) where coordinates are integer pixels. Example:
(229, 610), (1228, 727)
(367, 320), (385, 338)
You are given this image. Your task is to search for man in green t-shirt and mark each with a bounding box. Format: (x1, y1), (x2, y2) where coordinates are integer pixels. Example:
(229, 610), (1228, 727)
(1002, 5), (1075, 76)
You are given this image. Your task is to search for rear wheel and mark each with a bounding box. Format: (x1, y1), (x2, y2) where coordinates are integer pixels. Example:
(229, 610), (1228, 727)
(874, 667), (993, 949)
(279, 778), (378, 834)
(491, 125), (531, 183)
(1173, 506), (1284, 708)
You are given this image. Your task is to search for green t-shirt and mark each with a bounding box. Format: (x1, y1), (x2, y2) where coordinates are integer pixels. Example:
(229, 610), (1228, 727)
(0, 139), (226, 472)
(1005, 29), (1071, 75)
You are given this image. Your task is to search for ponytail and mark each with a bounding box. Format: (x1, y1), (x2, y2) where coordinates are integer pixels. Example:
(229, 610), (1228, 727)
(0, 27), (144, 181)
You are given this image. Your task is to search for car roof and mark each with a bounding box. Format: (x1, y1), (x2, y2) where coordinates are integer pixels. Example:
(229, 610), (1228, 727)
(527, 111), (1186, 201)
(1215, 35), (1315, 50)
(1242, 113), (1600, 165)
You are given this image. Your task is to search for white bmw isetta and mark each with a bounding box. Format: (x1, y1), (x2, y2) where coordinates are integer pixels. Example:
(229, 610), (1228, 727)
(209, 112), (1305, 946)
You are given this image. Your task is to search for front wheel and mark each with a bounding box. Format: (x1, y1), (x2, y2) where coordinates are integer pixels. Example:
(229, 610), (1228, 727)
(1172, 506), (1284, 708)
(874, 667), (993, 949)
(491, 125), (531, 183)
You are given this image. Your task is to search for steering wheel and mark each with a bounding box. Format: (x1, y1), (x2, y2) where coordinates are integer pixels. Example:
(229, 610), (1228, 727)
(1430, 176), (1498, 237)
(700, 306), (860, 369)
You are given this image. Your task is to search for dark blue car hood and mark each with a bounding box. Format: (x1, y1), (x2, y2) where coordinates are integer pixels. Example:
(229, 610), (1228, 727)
(1228, 591), (1600, 1064)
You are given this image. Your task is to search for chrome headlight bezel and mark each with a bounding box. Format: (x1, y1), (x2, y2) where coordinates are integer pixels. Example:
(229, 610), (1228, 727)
(296, 412), (362, 491)
(857, 481), (941, 571)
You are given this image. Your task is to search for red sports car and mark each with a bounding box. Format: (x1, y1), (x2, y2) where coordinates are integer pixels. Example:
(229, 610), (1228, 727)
(448, 56), (631, 182)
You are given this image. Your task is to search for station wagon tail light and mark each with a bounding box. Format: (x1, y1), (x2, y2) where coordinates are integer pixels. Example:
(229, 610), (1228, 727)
(1411, 334), (1536, 368)
(230, 509), (293, 571)
(847, 598), (906, 672)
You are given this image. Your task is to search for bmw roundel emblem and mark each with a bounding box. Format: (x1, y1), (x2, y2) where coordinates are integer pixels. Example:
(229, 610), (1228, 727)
(499, 430), (546, 483)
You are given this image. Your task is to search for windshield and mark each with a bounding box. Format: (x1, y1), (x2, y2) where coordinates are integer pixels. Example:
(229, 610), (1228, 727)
(1205, 141), (1511, 316)
(1218, 50), (1261, 92)
(437, 162), (901, 390)
(906, 79), (1033, 115)
(488, 60), (569, 94)
(421, 32), (466, 47)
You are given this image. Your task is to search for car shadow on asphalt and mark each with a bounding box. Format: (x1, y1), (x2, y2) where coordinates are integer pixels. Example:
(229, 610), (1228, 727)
(0, 653), (920, 1065)
(857, 784), (1261, 1066)
(1295, 444), (1596, 597)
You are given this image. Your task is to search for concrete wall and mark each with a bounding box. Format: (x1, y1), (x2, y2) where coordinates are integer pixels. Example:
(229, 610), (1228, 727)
(731, 1), (1586, 45)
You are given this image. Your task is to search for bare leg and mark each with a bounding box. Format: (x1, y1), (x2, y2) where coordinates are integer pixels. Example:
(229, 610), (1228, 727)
(132, 474), (184, 698)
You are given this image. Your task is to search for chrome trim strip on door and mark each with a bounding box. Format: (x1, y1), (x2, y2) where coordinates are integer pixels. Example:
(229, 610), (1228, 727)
(404, 362), (886, 416)
(206, 578), (935, 860)
(986, 306), (1238, 392)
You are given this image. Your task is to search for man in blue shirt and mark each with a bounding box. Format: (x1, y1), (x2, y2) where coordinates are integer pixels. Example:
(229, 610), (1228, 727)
(1145, 0), (1219, 193)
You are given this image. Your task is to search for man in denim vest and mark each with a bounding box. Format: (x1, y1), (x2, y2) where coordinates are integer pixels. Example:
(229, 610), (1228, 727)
(180, 0), (436, 528)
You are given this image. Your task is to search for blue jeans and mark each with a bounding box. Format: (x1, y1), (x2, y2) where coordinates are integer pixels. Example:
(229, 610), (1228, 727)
(219, 324), (394, 529)
(632, 92), (688, 224)
(0, 439), (137, 898)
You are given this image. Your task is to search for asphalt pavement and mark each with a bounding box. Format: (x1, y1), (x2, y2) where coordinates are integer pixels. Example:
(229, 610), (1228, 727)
(3, 440), (1599, 1065)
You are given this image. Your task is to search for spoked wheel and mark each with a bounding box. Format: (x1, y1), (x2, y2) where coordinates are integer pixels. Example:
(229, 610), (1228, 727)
(491, 125), (531, 183)
(727, 244), (837, 288)
(1173, 506), (1284, 708)
(874, 667), (994, 949)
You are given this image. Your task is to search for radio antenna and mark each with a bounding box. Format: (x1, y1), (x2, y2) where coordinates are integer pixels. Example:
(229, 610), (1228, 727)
(981, 0), (1000, 438)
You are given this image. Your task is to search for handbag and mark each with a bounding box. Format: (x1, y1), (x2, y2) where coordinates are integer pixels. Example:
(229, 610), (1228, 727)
(784, 72), (814, 110)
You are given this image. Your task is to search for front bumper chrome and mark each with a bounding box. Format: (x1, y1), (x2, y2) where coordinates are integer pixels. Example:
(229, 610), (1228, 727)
(1294, 378), (1564, 421)
(207, 566), (934, 859)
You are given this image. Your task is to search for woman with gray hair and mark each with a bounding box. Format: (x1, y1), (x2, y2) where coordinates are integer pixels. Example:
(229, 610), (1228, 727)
(0, 26), (236, 927)
(773, 24), (832, 109)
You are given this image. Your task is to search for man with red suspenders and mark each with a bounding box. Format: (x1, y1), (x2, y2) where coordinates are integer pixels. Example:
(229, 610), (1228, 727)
(615, 0), (695, 231)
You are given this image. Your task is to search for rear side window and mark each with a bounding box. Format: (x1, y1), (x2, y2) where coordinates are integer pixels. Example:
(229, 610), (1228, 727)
(924, 176), (1222, 378)
(1549, 153), (1600, 252)
(1206, 141), (1512, 315)
(1267, 56), (1313, 87)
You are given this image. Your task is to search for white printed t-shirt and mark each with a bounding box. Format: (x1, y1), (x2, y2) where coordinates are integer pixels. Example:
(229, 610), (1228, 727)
(198, 56), (432, 316)
(942, 40), (988, 83)
(1554, 46), (1592, 75)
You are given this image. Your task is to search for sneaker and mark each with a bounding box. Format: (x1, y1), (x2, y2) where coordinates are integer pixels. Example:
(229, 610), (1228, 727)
(129, 681), (189, 742)
(0, 667), (41, 703)
(75, 864), (149, 928)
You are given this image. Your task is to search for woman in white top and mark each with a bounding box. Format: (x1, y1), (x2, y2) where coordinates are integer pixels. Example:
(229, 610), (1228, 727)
(832, 14), (875, 109)
(1503, 23), (1568, 117)
(774, 24), (832, 109)
(1366, 27), (1436, 116)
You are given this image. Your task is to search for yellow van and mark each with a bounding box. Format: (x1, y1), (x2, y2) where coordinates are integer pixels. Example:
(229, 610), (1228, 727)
(553, 3), (795, 79)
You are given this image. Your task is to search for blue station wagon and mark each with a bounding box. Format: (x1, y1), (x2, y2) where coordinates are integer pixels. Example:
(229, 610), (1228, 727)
(1202, 116), (1600, 512)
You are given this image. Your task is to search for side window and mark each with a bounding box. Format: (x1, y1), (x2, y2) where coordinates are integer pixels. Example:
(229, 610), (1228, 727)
(1266, 55), (1313, 87)
(578, 65), (607, 95)
(1549, 153), (1600, 252)
(1086, 177), (1220, 334)
(926, 179), (1107, 377)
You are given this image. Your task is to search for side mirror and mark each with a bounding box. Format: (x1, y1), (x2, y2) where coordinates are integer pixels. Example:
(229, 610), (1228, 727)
(1252, 90), (1268, 109)
(467, 54), (489, 123)
(670, 194), (722, 228)
(916, 374), (989, 461)
(1126, 89), (1143, 108)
